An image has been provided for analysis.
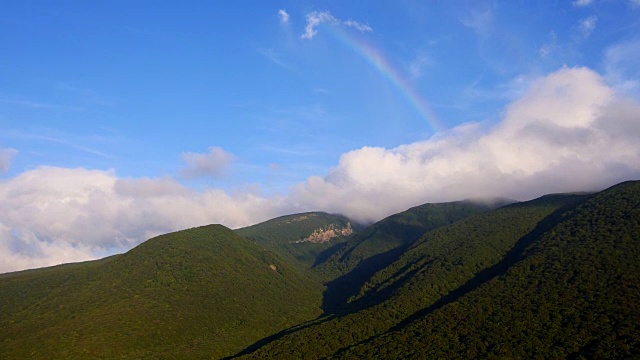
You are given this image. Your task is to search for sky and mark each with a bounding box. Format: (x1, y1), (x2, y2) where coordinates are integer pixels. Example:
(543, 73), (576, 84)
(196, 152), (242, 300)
(1, 0), (640, 273)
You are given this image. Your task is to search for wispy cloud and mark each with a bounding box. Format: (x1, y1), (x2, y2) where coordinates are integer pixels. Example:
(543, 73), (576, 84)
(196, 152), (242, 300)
(573, 0), (594, 6)
(342, 19), (373, 33)
(603, 39), (640, 96)
(258, 48), (288, 68)
(460, 9), (493, 37)
(278, 9), (290, 24)
(301, 11), (372, 40)
(0, 148), (18, 173)
(3, 129), (112, 159)
(181, 147), (235, 179)
(539, 31), (559, 58)
(464, 72), (537, 102)
(0, 98), (83, 111)
(576, 16), (598, 39)
(407, 53), (433, 79)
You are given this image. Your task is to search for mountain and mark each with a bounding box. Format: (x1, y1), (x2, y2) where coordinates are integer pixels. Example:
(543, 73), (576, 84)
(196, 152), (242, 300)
(235, 212), (355, 268)
(0, 225), (323, 359)
(239, 182), (640, 358)
(337, 181), (640, 358)
(2, 181), (639, 359)
(313, 200), (504, 313)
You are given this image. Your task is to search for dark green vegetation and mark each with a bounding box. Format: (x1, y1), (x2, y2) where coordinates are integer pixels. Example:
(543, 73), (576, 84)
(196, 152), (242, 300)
(314, 200), (503, 313)
(241, 182), (640, 359)
(0, 225), (323, 359)
(336, 181), (640, 359)
(1, 181), (639, 359)
(235, 212), (355, 268)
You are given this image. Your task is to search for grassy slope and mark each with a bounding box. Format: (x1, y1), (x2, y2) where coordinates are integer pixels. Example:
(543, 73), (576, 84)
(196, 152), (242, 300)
(240, 194), (587, 359)
(338, 181), (640, 359)
(235, 212), (355, 268)
(0, 225), (323, 360)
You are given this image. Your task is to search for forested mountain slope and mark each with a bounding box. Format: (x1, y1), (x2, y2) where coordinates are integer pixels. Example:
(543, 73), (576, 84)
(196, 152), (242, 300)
(2, 182), (638, 360)
(240, 182), (640, 359)
(338, 181), (640, 358)
(238, 194), (592, 358)
(0, 225), (323, 359)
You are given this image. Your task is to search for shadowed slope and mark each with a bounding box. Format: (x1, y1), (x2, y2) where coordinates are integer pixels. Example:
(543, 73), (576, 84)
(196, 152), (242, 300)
(314, 200), (507, 314)
(238, 194), (587, 359)
(338, 181), (640, 358)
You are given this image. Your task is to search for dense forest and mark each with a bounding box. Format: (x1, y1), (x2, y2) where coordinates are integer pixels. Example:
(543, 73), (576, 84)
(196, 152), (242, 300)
(1, 181), (639, 359)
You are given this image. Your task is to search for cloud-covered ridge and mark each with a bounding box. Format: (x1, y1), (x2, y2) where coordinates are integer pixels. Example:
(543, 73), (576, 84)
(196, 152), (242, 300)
(0, 167), (285, 273)
(292, 67), (640, 222)
(1, 67), (639, 273)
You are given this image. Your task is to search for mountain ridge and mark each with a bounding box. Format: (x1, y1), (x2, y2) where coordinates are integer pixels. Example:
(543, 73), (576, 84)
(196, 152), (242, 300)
(1, 181), (639, 359)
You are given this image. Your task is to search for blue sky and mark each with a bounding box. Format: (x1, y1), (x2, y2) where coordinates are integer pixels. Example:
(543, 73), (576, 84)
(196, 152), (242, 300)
(1, 1), (640, 272)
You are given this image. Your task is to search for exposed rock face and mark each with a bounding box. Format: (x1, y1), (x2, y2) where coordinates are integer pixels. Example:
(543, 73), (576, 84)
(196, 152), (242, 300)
(295, 223), (353, 244)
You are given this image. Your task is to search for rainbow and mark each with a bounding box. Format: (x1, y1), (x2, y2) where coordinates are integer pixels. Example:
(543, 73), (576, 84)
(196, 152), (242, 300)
(328, 27), (446, 133)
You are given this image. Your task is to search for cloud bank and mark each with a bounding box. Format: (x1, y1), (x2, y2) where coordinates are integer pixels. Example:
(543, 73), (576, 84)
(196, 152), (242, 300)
(1, 67), (639, 273)
(181, 147), (235, 178)
(0, 167), (285, 273)
(293, 67), (640, 222)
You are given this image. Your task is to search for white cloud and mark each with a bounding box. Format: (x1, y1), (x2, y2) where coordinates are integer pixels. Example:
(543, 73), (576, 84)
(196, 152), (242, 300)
(302, 11), (338, 40)
(343, 19), (373, 33)
(539, 31), (558, 58)
(2, 67), (639, 273)
(577, 16), (597, 39)
(291, 67), (640, 223)
(604, 39), (640, 97)
(408, 53), (432, 79)
(278, 9), (290, 24)
(301, 11), (372, 40)
(181, 147), (235, 178)
(573, 0), (594, 6)
(460, 9), (493, 37)
(0, 166), (285, 273)
(0, 148), (17, 173)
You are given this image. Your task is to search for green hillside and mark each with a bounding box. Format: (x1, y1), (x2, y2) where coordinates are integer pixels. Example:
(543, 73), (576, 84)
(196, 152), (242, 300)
(0, 225), (323, 359)
(2, 181), (639, 359)
(313, 200), (501, 313)
(238, 193), (591, 358)
(337, 181), (640, 358)
(235, 212), (355, 268)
